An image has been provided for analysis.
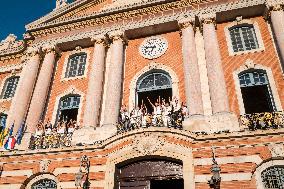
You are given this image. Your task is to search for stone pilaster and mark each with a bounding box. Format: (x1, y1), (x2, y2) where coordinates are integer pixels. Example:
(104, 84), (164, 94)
(179, 18), (204, 116)
(201, 15), (230, 114)
(25, 44), (58, 133)
(268, 2), (284, 66)
(83, 35), (107, 128)
(6, 47), (41, 134)
(102, 30), (126, 134)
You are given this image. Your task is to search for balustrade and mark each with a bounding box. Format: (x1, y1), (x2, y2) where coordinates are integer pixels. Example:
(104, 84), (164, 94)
(239, 111), (284, 130)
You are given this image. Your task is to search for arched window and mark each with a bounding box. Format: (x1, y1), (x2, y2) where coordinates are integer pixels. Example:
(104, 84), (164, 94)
(238, 70), (275, 114)
(1, 76), (19, 99)
(57, 95), (81, 123)
(31, 178), (57, 189)
(229, 24), (259, 53)
(65, 53), (87, 78)
(136, 71), (172, 112)
(261, 166), (284, 189)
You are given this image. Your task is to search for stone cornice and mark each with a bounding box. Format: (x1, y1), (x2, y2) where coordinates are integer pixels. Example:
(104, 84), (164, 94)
(1, 127), (284, 157)
(30, 0), (266, 48)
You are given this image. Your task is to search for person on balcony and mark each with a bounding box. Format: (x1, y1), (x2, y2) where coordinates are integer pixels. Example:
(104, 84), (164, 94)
(162, 100), (172, 128)
(147, 97), (163, 127)
(181, 102), (189, 118)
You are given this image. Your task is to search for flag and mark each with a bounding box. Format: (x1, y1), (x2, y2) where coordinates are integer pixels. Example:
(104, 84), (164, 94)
(8, 123), (14, 136)
(16, 122), (25, 145)
(4, 136), (16, 150)
(0, 127), (8, 146)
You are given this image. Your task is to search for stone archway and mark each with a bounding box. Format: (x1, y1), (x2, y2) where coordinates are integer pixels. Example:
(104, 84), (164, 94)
(104, 131), (195, 189)
(115, 158), (184, 189)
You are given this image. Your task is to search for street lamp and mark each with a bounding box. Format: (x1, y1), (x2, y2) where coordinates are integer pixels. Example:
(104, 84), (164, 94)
(208, 146), (221, 189)
(75, 155), (91, 189)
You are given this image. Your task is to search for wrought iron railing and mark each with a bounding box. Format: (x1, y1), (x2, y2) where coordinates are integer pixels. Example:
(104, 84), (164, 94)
(29, 120), (77, 150)
(117, 113), (184, 134)
(29, 132), (73, 150)
(239, 111), (284, 130)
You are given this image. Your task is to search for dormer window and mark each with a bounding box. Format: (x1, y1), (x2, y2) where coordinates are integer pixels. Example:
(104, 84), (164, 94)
(1, 76), (20, 99)
(229, 24), (259, 53)
(65, 53), (87, 78)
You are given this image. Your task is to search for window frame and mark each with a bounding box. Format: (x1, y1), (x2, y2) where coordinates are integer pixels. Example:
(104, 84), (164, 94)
(61, 49), (90, 82)
(224, 19), (265, 56)
(0, 76), (20, 100)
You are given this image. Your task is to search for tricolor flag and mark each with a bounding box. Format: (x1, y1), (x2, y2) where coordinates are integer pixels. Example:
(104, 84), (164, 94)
(4, 136), (16, 150)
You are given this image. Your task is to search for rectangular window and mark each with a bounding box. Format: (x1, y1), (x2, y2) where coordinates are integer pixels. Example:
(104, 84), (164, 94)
(229, 25), (259, 53)
(65, 53), (87, 78)
(2, 77), (20, 99)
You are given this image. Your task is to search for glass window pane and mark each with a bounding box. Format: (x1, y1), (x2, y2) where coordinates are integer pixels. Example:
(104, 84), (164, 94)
(262, 166), (284, 189)
(2, 77), (19, 99)
(66, 54), (87, 78)
(31, 179), (57, 189)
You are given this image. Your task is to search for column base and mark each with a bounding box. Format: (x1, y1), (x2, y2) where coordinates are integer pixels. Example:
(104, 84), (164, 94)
(183, 112), (240, 134)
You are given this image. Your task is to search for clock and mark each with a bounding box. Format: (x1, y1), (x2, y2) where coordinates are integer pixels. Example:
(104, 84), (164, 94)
(139, 36), (168, 59)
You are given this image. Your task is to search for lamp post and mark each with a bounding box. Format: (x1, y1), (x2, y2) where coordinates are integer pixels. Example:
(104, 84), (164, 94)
(208, 146), (221, 189)
(75, 155), (91, 189)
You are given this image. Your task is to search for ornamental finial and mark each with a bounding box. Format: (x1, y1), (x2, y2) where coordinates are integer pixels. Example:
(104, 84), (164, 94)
(55, 0), (68, 9)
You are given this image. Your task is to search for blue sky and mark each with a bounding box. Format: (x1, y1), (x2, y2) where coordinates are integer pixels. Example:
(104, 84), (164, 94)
(0, 1), (56, 41)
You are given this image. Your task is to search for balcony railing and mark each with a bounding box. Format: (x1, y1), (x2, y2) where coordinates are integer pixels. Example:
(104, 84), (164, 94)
(29, 121), (77, 150)
(117, 112), (184, 134)
(239, 111), (284, 130)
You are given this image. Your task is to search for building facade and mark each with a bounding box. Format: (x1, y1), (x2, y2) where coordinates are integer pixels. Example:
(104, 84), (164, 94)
(0, 0), (284, 188)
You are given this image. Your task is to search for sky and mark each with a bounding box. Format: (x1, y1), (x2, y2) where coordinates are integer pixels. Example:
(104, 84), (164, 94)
(0, 1), (56, 41)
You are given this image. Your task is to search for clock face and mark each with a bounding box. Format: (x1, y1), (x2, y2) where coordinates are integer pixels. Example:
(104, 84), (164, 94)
(139, 37), (168, 59)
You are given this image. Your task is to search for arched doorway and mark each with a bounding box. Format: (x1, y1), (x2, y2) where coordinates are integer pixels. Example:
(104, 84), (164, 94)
(137, 71), (172, 113)
(115, 159), (183, 189)
(57, 95), (81, 123)
(238, 70), (275, 114)
(31, 179), (57, 189)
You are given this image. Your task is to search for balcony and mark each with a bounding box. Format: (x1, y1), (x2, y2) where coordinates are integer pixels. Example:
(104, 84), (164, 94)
(239, 111), (284, 130)
(117, 113), (184, 134)
(29, 121), (76, 150)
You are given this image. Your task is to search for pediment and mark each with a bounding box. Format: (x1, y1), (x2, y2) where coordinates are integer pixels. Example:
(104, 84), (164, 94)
(26, 0), (152, 31)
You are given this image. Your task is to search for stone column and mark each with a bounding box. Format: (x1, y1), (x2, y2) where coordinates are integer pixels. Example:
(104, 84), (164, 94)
(201, 16), (230, 114)
(179, 19), (204, 116)
(269, 4), (284, 64)
(7, 47), (41, 134)
(25, 44), (57, 133)
(83, 36), (106, 128)
(103, 31), (125, 131)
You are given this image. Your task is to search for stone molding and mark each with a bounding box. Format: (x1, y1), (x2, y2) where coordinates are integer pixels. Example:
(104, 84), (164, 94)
(128, 62), (180, 111)
(25, 47), (41, 57)
(91, 34), (108, 46)
(233, 59), (283, 115)
(50, 86), (85, 126)
(253, 159), (284, 189)
(42, 43), (60, 54)
(266, 0), (284, 10)
(178, 15), (195, 30)
(268, 143), (284, 157)
(0, 34), (26, 57)
(25, 173), (61, 189)
(27, 0), (267, 50)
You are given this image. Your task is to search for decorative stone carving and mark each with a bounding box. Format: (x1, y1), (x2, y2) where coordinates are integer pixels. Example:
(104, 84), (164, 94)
(266, 0), (284, 10)
(0, 34), (25, 56)
(56, 0), (68, 10)
(269, 143), (284, 157)
(133, 133), (165, 155)
(39, 160), (51, 172)
(26, 47), (40, 57)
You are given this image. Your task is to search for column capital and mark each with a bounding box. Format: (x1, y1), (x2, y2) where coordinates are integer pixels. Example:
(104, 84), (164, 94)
(42, 43), (60, 54)
(25, 47), (41, 57)
(108, 30), (127, 44)
(178, 16), (195, 30)
(266, 0), (283, 11)
(91, 35), (108, 46)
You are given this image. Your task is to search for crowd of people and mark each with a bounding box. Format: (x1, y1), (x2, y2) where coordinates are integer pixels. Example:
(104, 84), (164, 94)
(118, 96), (188, 133)
(30, 119), (78, 149)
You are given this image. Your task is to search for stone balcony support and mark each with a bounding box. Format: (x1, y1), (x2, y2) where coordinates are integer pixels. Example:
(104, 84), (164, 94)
(6, 47), (41, 134)
(269, 4), (284, 66)
(201, 16), (230, 114)
(82, 36), (107, 128)
(179, 19), (204, 116)
(25, 44), (58, 133)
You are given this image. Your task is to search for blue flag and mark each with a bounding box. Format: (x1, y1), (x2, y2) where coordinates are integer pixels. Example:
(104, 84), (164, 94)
(16, 122), (25, 145)
(8, 123), (15, 136)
